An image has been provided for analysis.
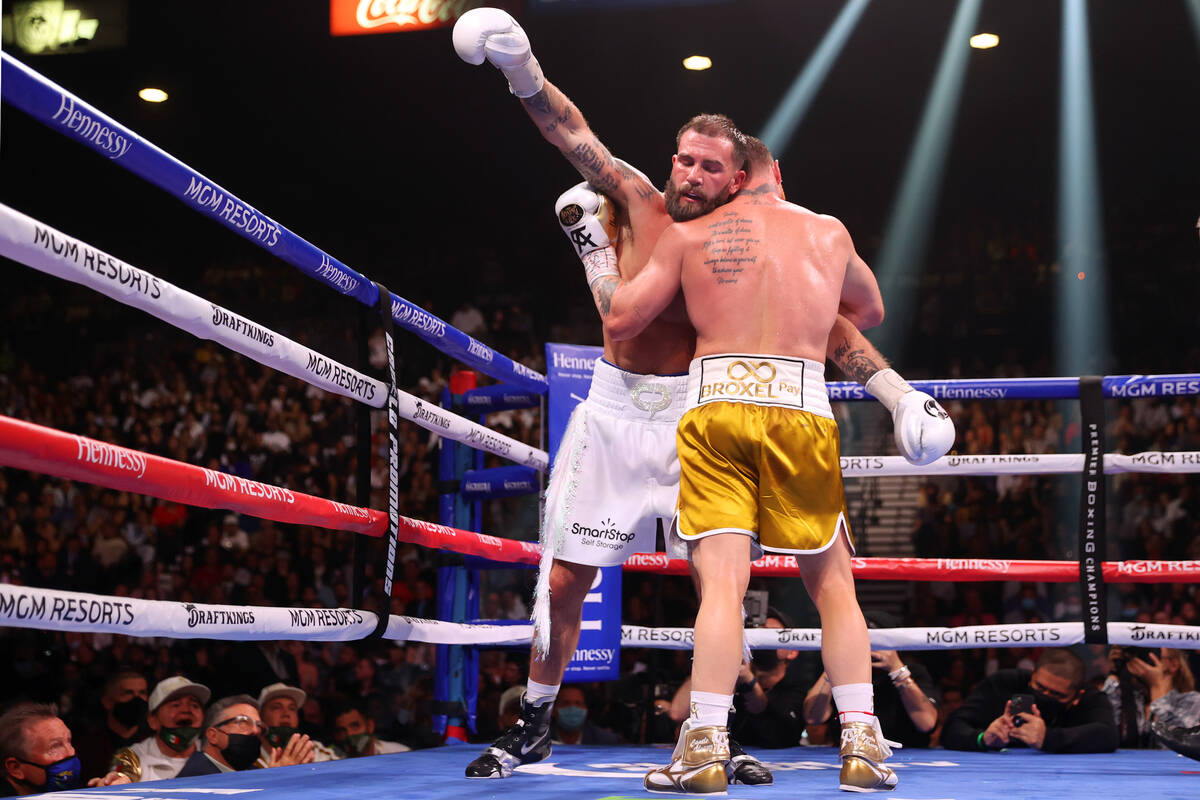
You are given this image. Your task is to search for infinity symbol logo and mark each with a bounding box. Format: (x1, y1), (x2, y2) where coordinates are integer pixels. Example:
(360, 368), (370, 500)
(726, 360), (776, 383)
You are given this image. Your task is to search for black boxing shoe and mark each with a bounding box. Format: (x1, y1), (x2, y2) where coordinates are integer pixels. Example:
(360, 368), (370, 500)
(465, 695), (554, 779)
(1151, 719), (1200, 762)
(728, 737), (773, 785)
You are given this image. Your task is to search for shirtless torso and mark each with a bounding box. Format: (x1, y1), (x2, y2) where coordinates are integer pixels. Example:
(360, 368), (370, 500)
(606, 183), (880, 357)
(603, 197), (694, 374)
(679, 192), (851, 360)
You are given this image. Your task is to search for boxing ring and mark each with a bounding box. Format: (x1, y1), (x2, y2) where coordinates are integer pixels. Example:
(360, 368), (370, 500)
(2, 52), (1200, 800)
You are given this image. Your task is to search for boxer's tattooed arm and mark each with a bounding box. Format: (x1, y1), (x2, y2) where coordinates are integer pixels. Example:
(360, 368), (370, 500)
(566, 141), (620, 195)
(590, 275), (619, 317)
(616, 161), (659, 202)
(832, 336), (886, 385)
(520, 84), (655, 204)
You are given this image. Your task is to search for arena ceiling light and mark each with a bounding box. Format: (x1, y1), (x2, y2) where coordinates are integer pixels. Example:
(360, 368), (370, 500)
(138, 88), (168, 103)
(970, 32), (999, 49)
(682, 55), (712, 71)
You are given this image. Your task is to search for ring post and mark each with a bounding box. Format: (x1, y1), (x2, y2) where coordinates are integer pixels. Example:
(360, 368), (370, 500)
(1078, 375), (1109, 644)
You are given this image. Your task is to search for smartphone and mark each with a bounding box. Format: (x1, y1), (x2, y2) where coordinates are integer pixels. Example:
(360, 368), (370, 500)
(1124, 645), (1159, 664)
(1009, 693), (1035, 726)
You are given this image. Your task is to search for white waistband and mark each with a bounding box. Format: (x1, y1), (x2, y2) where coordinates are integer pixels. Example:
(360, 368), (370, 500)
(686, 354), (833, 419)
(584, 359), (690, 421)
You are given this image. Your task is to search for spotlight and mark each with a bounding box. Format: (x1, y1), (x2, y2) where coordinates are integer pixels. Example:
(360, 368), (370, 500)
(682, 55), (712, 71)
(138, 88), (168, 103)
(759, 0), (872, 157)
(970, 33), (999, 49)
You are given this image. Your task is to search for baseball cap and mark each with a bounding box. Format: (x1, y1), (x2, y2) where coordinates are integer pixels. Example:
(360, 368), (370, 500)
(149, 675), (211, 712)
(498, 685), (525, 718)
(257, 682), (307, 709)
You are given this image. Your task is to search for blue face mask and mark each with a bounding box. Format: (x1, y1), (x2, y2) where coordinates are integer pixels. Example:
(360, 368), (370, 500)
(557, 706), (588, 732)
(17, 755), (82, 791)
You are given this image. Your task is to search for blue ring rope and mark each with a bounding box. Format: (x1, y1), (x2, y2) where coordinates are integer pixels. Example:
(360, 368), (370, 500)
(828, 373), (1200, 401)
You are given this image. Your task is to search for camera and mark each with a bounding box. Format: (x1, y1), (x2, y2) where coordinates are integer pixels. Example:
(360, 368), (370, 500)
(1009, 693), (1035, 726)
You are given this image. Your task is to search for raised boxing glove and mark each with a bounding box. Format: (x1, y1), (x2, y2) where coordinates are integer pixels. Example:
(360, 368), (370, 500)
(556, 182), (619, 289)
(452, 8), (544, 98)
(865, 368), (955, 466)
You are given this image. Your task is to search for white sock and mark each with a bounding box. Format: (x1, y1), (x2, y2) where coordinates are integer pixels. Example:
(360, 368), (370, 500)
(525, 679), (560, 707)
(689, 691), (733, 727)
(832, 682), (875, 725)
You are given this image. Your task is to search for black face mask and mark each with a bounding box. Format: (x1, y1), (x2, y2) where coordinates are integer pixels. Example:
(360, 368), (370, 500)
(220, 733), (262, 771)
(265, 726), (300, 749)
(112, 697), (148, 728)
(751, 649), (779, 671)
(1031, 691), (1068, 722)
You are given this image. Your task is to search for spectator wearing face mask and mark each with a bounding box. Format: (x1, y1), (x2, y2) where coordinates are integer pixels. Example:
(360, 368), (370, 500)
(177, 695), (313, 776)
(550, 686), (618, 745)
(73, 670), (151, 783)
(943, 648), (1118, 753)
(0, 703), (86, 795)
(254, 684), (338, 766)
(107, 676), (210, 782)
(331, 702), (409, 758)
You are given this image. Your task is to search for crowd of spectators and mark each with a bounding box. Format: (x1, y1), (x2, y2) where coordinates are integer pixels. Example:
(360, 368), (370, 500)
(1, 213), (1198, 782)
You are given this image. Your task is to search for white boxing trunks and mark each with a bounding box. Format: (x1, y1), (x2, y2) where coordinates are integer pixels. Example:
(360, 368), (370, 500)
(542, 358), (688, 567)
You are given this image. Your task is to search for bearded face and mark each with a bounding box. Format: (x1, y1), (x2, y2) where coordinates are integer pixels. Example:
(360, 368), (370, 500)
(663, 173), (737, 222)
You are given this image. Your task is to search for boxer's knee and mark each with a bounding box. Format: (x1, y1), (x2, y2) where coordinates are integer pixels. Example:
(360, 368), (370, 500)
(547, 559), (597, 616)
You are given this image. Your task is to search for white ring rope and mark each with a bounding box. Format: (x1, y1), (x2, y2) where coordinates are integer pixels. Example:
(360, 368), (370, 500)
(0, 203), (549, 471)
(840, 451), (1200, 477)
(4, 584), (1197, 652)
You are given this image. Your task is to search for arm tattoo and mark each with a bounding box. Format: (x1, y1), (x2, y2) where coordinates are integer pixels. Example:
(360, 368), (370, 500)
(617, 161), (658, 201)
(591, 275), (619, 317)
(523, 91), (553, 116)
(832, 338), (885, 385)
(566, 141), (619, 194)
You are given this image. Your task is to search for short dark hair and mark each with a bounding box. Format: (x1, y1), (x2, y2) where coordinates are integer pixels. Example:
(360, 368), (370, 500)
(329, 698), (369, 723)
(104, 669), (146, 700)
(0, 703), (59, 761)
(1036, 648), (1085, 689)
(203, 695), (258, 732)
(676, 114), (748, 173)
(743, 136), (775, 180)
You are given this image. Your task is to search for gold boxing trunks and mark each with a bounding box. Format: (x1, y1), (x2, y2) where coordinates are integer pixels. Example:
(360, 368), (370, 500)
(674, 354), (854, 556)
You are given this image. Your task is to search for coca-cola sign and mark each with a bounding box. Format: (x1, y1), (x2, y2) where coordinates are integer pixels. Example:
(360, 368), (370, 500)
(330, 0), (522, 36)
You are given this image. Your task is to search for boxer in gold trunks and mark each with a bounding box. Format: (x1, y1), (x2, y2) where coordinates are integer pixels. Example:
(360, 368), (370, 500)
(453, 9), (951, 787)
(597, 138), (951, 793)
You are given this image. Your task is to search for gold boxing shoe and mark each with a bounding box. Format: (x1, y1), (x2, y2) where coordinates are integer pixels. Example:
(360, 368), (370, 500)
(644, 720), (729, 794)
(839, 718), (900, 792)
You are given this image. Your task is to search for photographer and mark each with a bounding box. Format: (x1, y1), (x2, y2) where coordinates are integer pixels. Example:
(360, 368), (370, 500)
(1102, 646), (1200, 748)
(943, 648), (1117, 753)
(802, 612), (938, 747)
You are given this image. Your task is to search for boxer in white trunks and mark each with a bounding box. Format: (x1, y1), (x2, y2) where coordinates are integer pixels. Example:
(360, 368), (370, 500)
(452, 10), (952, 782)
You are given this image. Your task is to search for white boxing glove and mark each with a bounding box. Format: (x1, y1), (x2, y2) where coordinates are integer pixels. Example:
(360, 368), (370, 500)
(865, 368), (955, 466)
(452, 8), (545, 98)
(556, 182), (619, 289)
